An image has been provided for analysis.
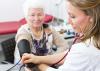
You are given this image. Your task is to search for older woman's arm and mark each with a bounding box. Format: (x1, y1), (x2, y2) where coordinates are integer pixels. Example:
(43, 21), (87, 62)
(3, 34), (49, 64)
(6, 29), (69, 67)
(14, 24), (32, 64)
(21, 51), (66, 65)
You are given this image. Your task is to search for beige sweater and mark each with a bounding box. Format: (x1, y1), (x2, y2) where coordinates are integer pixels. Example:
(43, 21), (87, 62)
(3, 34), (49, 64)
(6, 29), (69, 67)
(14, 24), (69, 63)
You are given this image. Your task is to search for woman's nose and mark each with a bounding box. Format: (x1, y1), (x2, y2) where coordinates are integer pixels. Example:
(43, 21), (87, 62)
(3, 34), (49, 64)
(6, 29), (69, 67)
(34, 16), (39, 21)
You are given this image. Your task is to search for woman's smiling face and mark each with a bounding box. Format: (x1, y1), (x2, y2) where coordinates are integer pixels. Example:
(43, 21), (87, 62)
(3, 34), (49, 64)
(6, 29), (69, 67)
(26, 8), (45, 28)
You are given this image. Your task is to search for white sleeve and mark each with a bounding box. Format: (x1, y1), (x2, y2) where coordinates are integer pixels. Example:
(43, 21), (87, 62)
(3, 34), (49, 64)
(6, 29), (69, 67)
(46, 44), (90, 71)
(14, 45), (21, 64)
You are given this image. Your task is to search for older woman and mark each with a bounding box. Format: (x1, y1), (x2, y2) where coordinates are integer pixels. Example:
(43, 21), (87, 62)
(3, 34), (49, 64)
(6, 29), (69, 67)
(21, 0), (100, 71)
(14, 0), (68, 67)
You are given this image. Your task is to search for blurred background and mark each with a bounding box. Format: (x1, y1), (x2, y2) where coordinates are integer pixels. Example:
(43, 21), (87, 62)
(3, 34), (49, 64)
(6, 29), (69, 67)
(0, 0), (67, 22)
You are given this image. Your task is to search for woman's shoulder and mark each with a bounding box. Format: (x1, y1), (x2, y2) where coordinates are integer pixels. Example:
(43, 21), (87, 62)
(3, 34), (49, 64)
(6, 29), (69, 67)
(16, 24), (32, 39)
(72, 38), (91, 49)
(18, 24), (29, 30)
(71, 39), (100, 55)
(17, 24), (30, 33)
(71, 42), (88, 53)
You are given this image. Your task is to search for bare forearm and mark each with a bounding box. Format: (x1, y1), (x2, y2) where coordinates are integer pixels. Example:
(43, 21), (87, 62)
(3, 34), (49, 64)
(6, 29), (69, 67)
(38, 64), (49, 71)
(37, 51), (66, 65)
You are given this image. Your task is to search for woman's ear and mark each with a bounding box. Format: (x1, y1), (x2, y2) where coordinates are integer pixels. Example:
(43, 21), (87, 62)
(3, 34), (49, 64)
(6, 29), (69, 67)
(88, 16), (93, 23)
(87, 15), (93, 23)
(90, 18), (93, 22)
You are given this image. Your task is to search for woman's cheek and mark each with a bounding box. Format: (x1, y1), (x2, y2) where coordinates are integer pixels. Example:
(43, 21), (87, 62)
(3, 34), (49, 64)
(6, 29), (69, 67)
(72, 19), (82, 33)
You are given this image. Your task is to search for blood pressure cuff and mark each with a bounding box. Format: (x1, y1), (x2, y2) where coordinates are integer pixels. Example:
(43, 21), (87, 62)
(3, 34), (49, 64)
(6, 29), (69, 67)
(17, 39), (31, 57)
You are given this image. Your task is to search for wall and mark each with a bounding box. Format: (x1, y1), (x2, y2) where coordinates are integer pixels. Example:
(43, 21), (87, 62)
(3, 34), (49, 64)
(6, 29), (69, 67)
(44, 0), (68, 19)
(0, 0), (24, 22)
(0, 0), (67, 22)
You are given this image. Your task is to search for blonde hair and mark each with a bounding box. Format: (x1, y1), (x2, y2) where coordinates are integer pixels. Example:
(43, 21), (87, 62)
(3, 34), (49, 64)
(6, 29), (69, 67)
(23, 0), (45, 17)
(67, 0), (100, 49)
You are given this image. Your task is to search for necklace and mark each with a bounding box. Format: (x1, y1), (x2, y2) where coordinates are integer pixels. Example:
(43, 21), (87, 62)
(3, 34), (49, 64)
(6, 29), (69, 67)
(32, 27), (43, 38)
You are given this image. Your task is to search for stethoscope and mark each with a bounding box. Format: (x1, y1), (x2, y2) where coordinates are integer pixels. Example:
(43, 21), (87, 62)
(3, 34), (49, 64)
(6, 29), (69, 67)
(51, 33), (83, 67)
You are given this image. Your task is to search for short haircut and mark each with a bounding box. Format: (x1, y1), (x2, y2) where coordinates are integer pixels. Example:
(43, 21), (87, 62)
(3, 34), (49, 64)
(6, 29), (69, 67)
(23, 0), (45, 17)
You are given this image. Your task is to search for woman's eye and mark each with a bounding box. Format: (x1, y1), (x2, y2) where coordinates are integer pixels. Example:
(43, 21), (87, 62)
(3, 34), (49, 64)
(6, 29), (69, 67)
(70, 15), (75, 18)
(30, 14), (42, 17)
(31, 14), (35, 16)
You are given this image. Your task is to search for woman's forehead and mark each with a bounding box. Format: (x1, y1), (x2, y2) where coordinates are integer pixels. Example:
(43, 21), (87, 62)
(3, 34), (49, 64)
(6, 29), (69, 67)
(29, 8), (44, 12)
(66, 2), (86, 16)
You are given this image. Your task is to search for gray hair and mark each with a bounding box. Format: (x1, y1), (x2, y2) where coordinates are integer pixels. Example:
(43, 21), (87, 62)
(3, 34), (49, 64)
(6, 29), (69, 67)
(23, 0), (45, 17)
